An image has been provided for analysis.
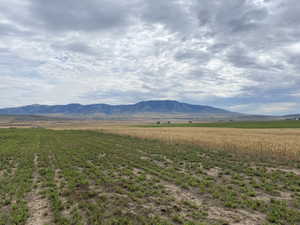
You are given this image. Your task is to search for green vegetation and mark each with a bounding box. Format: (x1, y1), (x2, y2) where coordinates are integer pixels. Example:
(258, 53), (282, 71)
(142, 120), (300, 129)
(0, 128), (300, 224)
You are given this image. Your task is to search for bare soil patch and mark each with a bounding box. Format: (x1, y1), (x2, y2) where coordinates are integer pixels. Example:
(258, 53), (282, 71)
(208, 207), (265, 225)
(206, 167), (221, 177)
(163, 182), (202, 207)
(26, 154), (52, 225)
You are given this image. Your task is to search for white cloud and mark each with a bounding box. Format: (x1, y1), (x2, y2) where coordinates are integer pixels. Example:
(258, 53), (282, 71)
(0, 0), (299, 115)
(285, 43), (300, 54)
(229, 102), (299, 115)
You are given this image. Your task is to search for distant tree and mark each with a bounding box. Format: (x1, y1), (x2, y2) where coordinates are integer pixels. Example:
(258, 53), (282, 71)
(156, 121), (161, 125)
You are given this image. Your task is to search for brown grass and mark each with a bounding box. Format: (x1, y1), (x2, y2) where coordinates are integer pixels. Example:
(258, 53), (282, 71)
(99, 126), (300, 160)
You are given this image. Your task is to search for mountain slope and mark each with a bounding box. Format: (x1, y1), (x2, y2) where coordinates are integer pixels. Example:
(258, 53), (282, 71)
(0, 100), (236, 116)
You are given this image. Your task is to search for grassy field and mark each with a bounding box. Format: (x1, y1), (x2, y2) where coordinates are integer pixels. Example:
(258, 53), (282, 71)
(1, 128), (300, 225)
(142, 120), (300, 129)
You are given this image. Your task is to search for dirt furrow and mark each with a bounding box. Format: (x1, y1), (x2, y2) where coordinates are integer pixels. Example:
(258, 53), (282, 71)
(26, 154), (53, 225)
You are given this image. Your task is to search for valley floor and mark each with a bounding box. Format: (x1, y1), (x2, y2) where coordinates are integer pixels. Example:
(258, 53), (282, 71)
(1, 128), (300, 224)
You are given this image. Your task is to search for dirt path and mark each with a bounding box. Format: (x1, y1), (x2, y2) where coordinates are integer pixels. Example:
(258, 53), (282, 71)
(26, 154), (53, 225)
(208, 207), (265, 225)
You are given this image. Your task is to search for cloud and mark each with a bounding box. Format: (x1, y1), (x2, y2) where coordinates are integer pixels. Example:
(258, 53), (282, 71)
(28, 0), (137, 32)
(174, 50), (210, 63)
(0, 0), (299, 115)
(0, 23), (32, 37)
(195, 0), (268, 34)
(51, 42), (98, 55)
(229, 102), (300, 115)
(140, 0), (197, 33)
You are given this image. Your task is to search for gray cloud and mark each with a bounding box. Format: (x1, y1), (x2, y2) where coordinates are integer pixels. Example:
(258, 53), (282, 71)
(28, 0), (137, 32)
(51, 42), (98, 55)
(141, 0), (195, 33)
(226, 46), (284, 71)
(0, 0), (299, 114)
(80, 89), (165, 105)
(174, 50), (210, 63)
(0, 49), (44, 78)
(195, 0), (268, 33)
(277, 0), (300, 28)
(0, 23), (33, 37)
(287, 51), (300, 71)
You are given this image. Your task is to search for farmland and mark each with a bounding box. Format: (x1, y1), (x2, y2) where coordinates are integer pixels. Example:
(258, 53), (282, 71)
(100, 126), (300, 161)
(142, 120), (300, 129)
(1, 128), (300, 225)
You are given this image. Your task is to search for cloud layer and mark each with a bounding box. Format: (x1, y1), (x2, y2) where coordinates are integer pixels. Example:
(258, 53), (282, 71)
(0, 0), (299, 114)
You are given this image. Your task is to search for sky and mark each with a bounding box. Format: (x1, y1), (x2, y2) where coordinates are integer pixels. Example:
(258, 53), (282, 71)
(0, 0), (299, 115)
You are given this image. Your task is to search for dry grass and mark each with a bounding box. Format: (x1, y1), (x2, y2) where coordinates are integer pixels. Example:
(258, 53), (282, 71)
(99, 126), (300, 160)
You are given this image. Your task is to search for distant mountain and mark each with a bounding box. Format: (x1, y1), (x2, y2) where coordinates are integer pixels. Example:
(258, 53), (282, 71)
(284, 114), (300, 117)
(0, 100), (238, 117)
(282, 114), (300, 119)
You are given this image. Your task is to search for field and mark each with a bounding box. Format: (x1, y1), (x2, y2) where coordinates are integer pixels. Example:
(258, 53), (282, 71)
(98, 127), (300, 161)
(36, 120), (300, 159)
(142, 120), (300, 129)
(1, 128), (300, 225)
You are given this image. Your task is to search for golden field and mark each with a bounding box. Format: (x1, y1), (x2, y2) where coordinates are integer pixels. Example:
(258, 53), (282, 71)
(102, 127), (300, 159)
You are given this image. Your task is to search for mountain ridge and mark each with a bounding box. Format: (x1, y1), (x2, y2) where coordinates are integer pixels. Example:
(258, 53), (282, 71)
(0, 100), (237, 116)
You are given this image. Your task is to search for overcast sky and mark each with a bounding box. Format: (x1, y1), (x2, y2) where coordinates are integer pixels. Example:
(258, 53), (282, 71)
(0, 0), (299, 115)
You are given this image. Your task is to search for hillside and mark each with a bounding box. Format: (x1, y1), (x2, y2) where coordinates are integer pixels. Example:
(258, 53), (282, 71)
(0, 100), (238, 117)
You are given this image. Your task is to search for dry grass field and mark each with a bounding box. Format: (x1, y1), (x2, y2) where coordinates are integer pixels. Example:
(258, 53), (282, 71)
(100, 126), (300, 161)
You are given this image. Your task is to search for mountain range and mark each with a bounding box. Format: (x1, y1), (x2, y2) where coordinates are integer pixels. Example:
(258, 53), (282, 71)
(0, 100), (295, 121)
(0, 100), (238, 118)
